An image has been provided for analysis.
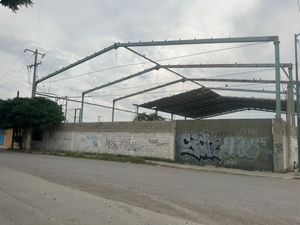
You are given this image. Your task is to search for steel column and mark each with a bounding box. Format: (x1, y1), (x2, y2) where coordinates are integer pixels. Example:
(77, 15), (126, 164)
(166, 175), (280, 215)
(288, 67), (295, 125)
(295, 33), (300, 171)
(80, 93), (85, 122)
(112, 100), (116, 122)
(274, 40), (281, 118)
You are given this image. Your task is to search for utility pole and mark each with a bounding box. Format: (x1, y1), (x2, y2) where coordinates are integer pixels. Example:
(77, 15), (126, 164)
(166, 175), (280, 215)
(24, 49), (45, 151)
(25, 49), (45, 98)
(295, 33), (300, 171)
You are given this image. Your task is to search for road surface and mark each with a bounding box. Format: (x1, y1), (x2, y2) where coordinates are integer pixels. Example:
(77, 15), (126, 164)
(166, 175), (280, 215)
(0, 151), (299, 225)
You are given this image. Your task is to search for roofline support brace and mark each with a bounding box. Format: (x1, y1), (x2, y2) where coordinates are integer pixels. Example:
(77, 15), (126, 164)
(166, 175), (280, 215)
(111, 78), (185, 121)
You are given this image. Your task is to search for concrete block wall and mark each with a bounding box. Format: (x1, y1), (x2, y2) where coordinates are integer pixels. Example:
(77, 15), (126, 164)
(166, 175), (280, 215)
(32, 119), (298, 172)
(175, 119), (274, 171)
(32, 121), (176, 160)
(289, 126), (298, 170)
(272, 118), (298, 172)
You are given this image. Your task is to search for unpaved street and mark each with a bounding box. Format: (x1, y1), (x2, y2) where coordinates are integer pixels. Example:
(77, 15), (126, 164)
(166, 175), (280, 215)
(0, 151), (299, 225)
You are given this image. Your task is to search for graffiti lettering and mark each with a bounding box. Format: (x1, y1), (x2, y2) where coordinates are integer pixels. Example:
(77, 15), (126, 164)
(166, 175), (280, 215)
(148, 139), (169, 146)
(105, 138), (144, 152)
(179, 131), (221, 161)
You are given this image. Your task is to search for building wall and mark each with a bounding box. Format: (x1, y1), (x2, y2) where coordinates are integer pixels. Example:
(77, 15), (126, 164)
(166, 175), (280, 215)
(272, 118), (298, 172)
(32, 121), (176, 160)
(0, 129), (13, 149)
(32, 119), (297, 172)
(175, 119), (274, 171)
(289, 126), (298, 170)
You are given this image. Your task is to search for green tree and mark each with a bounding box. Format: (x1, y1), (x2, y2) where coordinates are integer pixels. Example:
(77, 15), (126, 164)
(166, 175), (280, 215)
(0, 0), (33, 12)
(0, 97), (64, 149)
(133, 112), (165, 121)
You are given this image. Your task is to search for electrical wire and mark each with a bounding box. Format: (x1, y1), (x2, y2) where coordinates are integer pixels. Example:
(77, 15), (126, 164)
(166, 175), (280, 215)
(0, 51), (25, 81)
(4, 53), (35, 88)
(207, 68), (274, 78)
(44, 42), (266, 83)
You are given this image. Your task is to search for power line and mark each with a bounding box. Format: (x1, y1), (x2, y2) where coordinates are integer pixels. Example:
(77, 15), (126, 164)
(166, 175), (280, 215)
(208, 68), (274, 78)
(0, 51), (25, 81)
(1, 53), (35, 89)
(44, 42), (265, 83)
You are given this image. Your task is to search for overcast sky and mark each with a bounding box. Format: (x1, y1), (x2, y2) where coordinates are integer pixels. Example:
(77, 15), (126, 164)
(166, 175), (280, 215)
(0, 0), (300, 122)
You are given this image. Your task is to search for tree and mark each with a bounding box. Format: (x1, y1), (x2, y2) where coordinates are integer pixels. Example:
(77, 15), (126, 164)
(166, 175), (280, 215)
(0, 97), (64, 149)
(0, 0), (33, 12)
(133, 112), (165, 121)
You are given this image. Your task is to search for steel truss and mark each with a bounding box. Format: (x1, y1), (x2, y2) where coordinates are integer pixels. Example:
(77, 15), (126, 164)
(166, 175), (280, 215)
(35, 36), (286, 122)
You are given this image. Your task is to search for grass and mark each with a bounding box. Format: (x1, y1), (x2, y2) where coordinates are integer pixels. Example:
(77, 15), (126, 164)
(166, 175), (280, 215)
(34, 150), (163, 164)
(8, 148), (174, 165)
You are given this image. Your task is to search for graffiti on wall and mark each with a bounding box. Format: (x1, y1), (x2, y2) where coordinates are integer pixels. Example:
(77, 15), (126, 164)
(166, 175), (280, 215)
(178, 131), (270, 163)
(222, 137), (263, 159)
(179, 131), (221, 162)
(105, 137), (170, 152)
(105, 138), (144, 152)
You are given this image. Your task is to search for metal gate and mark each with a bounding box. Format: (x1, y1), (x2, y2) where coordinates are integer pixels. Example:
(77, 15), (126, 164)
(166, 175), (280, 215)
(0, 130), (5, 145)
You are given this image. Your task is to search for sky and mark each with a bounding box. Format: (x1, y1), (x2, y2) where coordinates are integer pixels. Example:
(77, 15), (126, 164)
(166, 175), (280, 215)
(0, 0), (300, 122)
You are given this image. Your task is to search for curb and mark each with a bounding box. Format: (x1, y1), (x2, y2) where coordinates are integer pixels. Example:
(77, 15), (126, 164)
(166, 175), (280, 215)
(147, 160), (300, 180)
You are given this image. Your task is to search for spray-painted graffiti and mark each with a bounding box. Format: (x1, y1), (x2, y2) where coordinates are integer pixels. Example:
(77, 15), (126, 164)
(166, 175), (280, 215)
(222, 137), (260, 159)
(179, 131), (221, 161)
(105, 138), (144, 152)
(179, 131), (271, 163)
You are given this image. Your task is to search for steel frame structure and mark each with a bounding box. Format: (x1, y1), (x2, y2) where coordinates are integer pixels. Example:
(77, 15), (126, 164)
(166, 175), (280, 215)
(109, 63), (292, 122)
(34, 36), (283, 122)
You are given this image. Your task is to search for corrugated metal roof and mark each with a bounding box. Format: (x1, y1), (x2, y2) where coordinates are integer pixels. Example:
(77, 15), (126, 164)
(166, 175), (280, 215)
(138, 87), (287, 118)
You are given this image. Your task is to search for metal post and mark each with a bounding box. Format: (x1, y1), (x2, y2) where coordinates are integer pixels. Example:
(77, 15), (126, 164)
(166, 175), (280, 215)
(295, 33), (300, 171)
(171, 114), (174, 121)
(288, 67), (295, 125)
(286, 66), (295, 170)
(112, 100), (116, 122)
(80, 93), (85, 123)
(274, 40), (281, 118)
(74, 109), (77, 123)
(136, 106), (139, 118)
(64, 96), (68, 121)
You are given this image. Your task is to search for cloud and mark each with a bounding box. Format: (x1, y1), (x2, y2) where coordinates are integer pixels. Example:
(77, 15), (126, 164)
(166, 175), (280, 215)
(0, 0), (299, 121)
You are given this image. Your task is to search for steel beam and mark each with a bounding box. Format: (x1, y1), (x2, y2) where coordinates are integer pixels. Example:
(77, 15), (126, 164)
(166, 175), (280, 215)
(112, 78), (185, 121)
(37, 36), (278, 84)
(124, 47), (204, 87)
(117, 36), (278, 47)
(80, 65), (159, 122)
(36, 92), (136, 114)
(160, 63), (291, 69)
(115, 79), (185, 102)
(36, 36), (281, 122)
(37, 44), (117, 84)
(207, 86), (286, 94)
(83, 66), (159, 95)
(189, 78), (291, 84)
